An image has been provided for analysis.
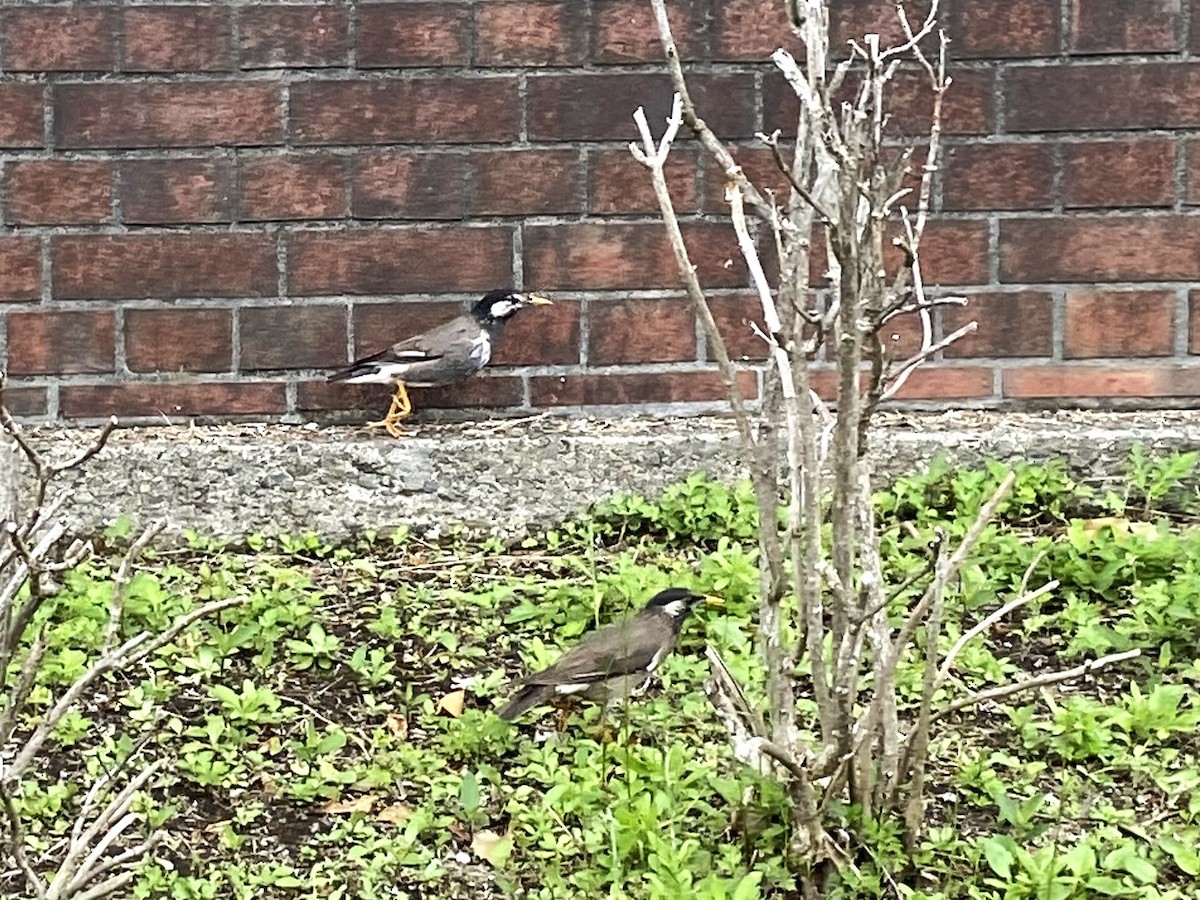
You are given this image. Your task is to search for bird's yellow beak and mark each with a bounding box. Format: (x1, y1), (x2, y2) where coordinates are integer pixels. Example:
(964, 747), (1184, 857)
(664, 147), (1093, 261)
(702, 595), (724, 607)
(525, 292), (553, 306)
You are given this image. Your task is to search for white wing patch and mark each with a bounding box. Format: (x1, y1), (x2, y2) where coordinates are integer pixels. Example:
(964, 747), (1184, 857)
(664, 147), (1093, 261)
(343, 363), (414, 384)
(468, 331), (491, 368)
(554, 682), (590, 695)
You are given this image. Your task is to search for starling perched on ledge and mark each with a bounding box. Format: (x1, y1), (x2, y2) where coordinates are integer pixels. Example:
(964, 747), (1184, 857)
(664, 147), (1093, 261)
(328, 289), (552, 437)
(498, 587), (721, 723)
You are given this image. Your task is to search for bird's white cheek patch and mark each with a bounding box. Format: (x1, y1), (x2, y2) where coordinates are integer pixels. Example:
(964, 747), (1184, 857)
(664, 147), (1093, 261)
(663, 600), (687, 618)
(489, 300), (517, 318)
(554, 683), (590, 695)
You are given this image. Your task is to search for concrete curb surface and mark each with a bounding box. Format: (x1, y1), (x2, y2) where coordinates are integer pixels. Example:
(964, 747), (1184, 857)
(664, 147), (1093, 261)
(26, 410), (1200, 539)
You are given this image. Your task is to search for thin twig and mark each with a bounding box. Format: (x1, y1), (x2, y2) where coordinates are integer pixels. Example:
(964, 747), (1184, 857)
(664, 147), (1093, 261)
(102, 520), (168, 653)
(929, 649), (1142, 724)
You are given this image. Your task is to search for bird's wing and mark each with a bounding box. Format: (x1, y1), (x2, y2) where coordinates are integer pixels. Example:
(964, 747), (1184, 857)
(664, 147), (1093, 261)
(523, 619), (663, 686)
(328, 316), (476, 382)
(387, 317), (479, 361)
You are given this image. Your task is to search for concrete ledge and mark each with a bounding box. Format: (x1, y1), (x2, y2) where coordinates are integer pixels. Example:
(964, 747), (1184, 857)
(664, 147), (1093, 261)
(28, 409), (1200, 539)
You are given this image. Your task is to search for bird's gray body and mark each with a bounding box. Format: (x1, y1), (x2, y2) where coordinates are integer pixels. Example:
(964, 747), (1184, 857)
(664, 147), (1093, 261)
(329, 315), (500, 388)
(498, 604), (685, 721)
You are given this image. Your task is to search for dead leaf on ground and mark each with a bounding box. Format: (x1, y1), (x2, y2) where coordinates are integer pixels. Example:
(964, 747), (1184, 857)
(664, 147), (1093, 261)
(471, 825), (514, 868)
(385, 712), (408, 739)
(437, 689), (466, 718)
(448, 820), (471, 842)
(375, 803), (414, 824)
(318, 793), (379, 815)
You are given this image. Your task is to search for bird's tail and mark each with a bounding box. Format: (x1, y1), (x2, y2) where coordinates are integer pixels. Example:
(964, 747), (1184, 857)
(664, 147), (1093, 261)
(498, 684), (550, 721)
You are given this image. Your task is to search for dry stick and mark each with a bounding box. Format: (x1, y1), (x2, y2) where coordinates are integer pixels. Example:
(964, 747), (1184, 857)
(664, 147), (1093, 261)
(1, 785), (47, 899)
(629, 100), (757, 455)
(936, 580), (1058, 688)
(728, 184), (821, 743)
(102, 520), (168, 653)
(929, 649), (1142, 725)
(5, 595), (245, 783)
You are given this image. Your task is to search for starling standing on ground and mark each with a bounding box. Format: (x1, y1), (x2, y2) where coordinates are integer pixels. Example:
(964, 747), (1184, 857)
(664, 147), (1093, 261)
(328, 290), (552, 437)
(498, 588), (721, 723)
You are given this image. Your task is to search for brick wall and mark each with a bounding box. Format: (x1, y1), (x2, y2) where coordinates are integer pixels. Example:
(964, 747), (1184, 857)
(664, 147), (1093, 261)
(0, 0), (1198, 424)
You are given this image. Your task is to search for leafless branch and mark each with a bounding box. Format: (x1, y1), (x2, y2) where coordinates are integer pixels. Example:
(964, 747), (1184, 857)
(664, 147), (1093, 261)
(103, 520), (168, 653)
(929, 649), (1143, 725)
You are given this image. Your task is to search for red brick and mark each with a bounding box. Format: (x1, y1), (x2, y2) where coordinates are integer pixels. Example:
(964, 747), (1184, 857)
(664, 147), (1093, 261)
(238, 4), (350, 68)
(1190, 291), (1200, 353)
(1, 6), (115, 71)
(830, 0), (937, 54)
(122, 5), (232, 72)
(1072, 0), (1182, 53)
(1064, 141), (1175, 208)
(529, 73), (756, 141)
(942, 292), (1054, 358)
(125, 309), (233, 373)
(61, 383), (287, 419)
(241, 306), (348, 370)
(708, 293), (769, 361)
(588, 299), (696, 365)
(1003, 366), (1200, 399)
(701, 146), (792, 214)
(909, 221), (990, 286)
(120, 158), (234, 224)
(876, 309), (927, 361)
(5, 160), (113, 225)
(593, 0), (706, 63)
(765, 69), (995, 137)
(0, 238), (42, 301)
(1188, 141), (1200, 205)
(1064, 290), (1175, 359)
(288, 229), (513, 296)
(476, 1), (587, 66)
(351, 153), (468, 220)
(0, 84), (45, 148)
(531, 370), (758, 406)
(473, 149), (582, 215)
(291, 79), (518, 144)
(945, 0), (1059, 58)
(53, 234), (276, 300)
(1000, 218), (1200, 283)
(1008, 64), (1200, 132)
(357, 3), (469, 66)
(6, 310), (114, 375)
(352, 301), (460, 357)
(887, 366), (995, 400)
(298, 377), (523, 415)
(240, 156), (347, 221)
(55, 83), (280, 149)
(943, 143), (1054, 211)
(492, 300), (580, 365)
(713, 0), (804, 61)
(0, 386), (48, 418)
(524, 222), (752, 291)
(592, 148), (697, 215)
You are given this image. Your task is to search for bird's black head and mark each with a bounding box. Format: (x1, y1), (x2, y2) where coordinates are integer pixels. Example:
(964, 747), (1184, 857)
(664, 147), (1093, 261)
(644, 587), (718, 620)
(469, 290), (552, 324)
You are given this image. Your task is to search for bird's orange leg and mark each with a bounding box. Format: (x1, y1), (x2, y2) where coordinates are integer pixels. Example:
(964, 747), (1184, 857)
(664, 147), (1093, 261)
(366, 382), (412, 438)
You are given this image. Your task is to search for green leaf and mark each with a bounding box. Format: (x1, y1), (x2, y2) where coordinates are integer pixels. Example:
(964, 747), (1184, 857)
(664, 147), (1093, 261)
(731, 871), (763, 900)
(982, 837), (1014, 879)
(1102, 845), (1157, 884)
(459, 770), (480, 815)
